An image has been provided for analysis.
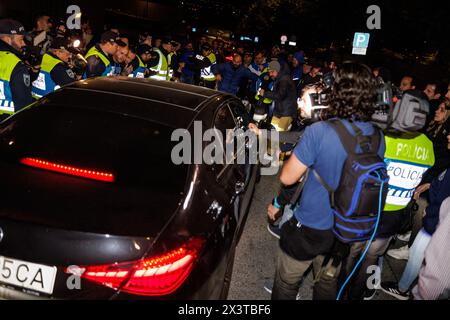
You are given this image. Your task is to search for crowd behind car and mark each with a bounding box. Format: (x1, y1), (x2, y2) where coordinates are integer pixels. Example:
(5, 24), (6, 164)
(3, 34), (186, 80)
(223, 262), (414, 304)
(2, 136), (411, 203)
(0, 14), (450, 301)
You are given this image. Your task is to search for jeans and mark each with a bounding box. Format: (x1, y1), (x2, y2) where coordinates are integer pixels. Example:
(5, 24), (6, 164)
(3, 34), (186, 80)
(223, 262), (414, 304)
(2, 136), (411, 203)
(272, 218), (335, 300)
(271, 247), (326, 300)
(398, 228), (432, 292)
(342, 237), (392, 299)
(409, 197), (428, 247)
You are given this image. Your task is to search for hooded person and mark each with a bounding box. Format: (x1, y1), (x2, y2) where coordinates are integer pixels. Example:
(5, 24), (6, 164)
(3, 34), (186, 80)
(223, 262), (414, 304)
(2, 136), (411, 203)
(259, 61), (298, 131)
(291, 51), (305, 90)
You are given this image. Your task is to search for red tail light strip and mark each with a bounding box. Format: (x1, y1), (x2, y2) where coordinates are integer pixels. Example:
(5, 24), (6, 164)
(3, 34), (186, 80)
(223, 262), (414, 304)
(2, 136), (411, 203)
(20, 157), (114, 183)
(65, 237), (205, 296)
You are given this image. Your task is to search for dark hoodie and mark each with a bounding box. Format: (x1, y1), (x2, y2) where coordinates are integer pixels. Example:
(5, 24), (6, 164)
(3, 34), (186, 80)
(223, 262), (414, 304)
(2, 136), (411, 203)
(422, 117), (450, 184)
(263, 62), (297, 118)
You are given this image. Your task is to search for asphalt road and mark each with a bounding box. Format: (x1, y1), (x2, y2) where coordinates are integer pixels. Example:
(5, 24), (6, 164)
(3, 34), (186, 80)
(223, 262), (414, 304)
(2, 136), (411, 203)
(228, 172), (409, 300)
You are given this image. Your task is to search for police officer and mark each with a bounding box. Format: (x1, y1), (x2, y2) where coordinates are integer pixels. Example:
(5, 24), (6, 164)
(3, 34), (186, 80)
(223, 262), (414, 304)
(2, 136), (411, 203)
(254, 66), (274, 120)
(83, 31), (126, 79)
(0, 19), (32, 115)
(148, 38), (173, 81)
(31, 37), (76, 98)
(167, 40), (181, 81)
(123, 47), (146, 78)
(199, 43), (216, 89)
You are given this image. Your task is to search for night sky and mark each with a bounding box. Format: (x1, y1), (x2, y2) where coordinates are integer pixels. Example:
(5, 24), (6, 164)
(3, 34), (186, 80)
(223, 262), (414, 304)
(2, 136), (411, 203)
(1, 0), (449, 54)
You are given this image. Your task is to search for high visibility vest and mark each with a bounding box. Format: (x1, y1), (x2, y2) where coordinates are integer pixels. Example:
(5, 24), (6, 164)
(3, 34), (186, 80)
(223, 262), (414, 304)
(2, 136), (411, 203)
(167, 52), (175, 80)
(255, 68), (273, 104)
(0, 50), (21, 115)
(150, 48), (168, 81)
(128, 55), (147, 78)
(31, 53), (63, 98)
(384, 133), (435, 211)
(83, 46), (113, 79)
(201, 53), (217, 82)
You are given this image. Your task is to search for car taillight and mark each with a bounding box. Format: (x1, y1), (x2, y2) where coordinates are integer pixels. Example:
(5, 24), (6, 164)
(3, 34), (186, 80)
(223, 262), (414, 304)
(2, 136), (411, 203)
(20, 157), (114, 182)
(65, 237), (205, 296)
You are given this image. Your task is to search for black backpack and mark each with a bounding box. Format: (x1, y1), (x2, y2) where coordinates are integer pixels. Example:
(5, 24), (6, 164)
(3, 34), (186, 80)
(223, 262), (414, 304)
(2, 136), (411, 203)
(314, 119), (389, 243)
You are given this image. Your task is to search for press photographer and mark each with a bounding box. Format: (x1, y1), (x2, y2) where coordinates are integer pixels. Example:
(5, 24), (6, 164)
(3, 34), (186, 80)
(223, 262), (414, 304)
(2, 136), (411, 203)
(271, 62), (386, 300)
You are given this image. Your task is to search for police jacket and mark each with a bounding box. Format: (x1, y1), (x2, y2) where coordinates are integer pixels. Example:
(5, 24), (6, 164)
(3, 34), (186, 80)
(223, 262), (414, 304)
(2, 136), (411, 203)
(376, 132), (435, 238)
(84, 44), (113, 78)
(0, 39), (32, 113)
(32, 52), (76, 98)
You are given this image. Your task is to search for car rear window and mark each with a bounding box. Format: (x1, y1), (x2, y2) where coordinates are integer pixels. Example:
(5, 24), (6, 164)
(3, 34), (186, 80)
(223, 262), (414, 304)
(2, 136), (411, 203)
(0, 104), (189, 191)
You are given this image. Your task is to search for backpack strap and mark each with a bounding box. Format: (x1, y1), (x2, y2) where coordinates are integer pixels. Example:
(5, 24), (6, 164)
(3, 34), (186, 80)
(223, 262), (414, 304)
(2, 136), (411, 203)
(328, 119), (358, 154)
(289, 170), (309, 205)
(329, 119), (374, 154)
(349, 122), (372, 153)
(313, 169), (336, 208)
(369, 126), (382, 154)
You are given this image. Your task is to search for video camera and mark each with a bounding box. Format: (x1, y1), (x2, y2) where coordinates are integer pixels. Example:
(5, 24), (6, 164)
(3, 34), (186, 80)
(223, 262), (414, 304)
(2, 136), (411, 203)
(371, 88), (429, 133)
(23, 30), (52, 67)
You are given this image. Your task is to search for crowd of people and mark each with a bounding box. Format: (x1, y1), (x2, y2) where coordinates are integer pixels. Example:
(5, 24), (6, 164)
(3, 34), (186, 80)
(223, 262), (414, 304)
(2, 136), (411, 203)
(0, 14), (450, 301)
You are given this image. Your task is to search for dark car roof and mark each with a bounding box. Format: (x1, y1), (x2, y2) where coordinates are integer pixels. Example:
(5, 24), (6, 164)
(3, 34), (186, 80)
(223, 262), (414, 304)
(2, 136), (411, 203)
(41, 77), (228, 128)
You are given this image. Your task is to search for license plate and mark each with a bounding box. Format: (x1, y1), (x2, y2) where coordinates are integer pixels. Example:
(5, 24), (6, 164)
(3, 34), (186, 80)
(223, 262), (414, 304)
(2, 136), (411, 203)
(0, 256), (57, 295)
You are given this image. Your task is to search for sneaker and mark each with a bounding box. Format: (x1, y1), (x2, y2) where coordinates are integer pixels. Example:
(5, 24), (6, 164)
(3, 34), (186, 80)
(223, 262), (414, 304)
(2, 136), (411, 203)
(263, 280), (273, 294)
(363, 289), (377, 300)
(264, 280), (301, 300)
(267, 223), (281, 239)
(380, 282), (410, 300)
(387, 245), (409, 260)
(397, 231), (412, 242)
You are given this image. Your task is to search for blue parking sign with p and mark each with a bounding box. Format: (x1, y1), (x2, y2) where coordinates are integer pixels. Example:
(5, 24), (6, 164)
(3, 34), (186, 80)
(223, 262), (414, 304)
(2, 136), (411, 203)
(352, 32), (370, 55)
(353, 33), (370, 48)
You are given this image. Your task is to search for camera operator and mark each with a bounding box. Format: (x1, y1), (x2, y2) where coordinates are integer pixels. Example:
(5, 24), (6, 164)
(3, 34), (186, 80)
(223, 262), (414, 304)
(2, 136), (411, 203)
(31, 37), (76, 99)
(270, 62), (384, 300)
(27, 14), (53, 56)
(0, 19), (32, 116)
(249, 84), (331, 243)
(327, 87), (434, 300)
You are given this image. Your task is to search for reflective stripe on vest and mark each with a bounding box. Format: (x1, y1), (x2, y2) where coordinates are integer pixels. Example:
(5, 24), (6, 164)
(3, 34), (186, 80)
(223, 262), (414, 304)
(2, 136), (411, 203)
(201, 53), (217, 81)
(32, 53), (62, 98)
(0, 50), (21, 114)
(150, 48), (168, 81)
(83, 46), (112, 78)
(384, 133), (435, 211)
(168, 52), (175, 79)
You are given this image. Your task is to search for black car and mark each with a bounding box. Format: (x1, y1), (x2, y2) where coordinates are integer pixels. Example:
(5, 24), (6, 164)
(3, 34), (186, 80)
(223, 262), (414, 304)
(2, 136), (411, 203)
(0, 77), (258, 299)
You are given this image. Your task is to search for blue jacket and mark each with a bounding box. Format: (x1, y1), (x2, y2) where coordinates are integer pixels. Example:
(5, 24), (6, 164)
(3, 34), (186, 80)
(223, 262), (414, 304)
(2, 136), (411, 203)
(212, 62), (257, 95)
(291, 52), (304, 82)
(180, 49), (195, 78)
(423, 169), (450, 235)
